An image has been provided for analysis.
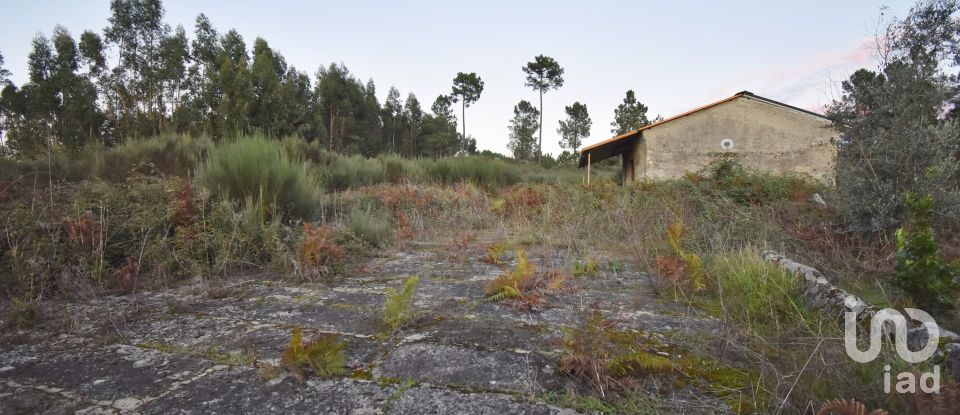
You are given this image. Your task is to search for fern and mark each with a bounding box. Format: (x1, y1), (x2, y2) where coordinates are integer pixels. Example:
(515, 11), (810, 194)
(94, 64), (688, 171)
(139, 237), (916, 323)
(608, 351), (673, 376)
(280, 327), (346, 382)
(666, 221), (684, 254)
(485, 248), (533, 301)
(303, 334), (347, 378)
(680, 251), (706, 292)
(661, 219), (708, 292)
(384, 275), (420, 331)
(482, 241), (508, 264)
(816, 398), (887, 415)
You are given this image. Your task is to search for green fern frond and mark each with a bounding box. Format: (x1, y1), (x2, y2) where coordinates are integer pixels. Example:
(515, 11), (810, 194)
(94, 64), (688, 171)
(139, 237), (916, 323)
(608, 351), (673, 376)
(486, 285), (521, 302)
(680, 251), (706, 292)
(485, 248), (534, 301)
(384, 275), (420, 331)
(280, 327), (346, 381)
(303, 334), (347, 378)
(666, 221), (684, 254)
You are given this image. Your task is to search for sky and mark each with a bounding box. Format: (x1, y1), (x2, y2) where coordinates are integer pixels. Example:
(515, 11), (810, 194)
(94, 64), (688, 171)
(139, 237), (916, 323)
(0, 0), (915, 156)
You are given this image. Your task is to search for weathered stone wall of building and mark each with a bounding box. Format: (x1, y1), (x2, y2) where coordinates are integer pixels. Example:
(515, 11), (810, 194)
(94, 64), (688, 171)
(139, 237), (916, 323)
(626, 96), (837, 184)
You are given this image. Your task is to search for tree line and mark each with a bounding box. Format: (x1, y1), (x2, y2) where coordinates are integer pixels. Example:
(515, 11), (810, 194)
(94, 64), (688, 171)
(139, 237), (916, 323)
(0, 0), (476, 160)
(0, 0), (657, 164)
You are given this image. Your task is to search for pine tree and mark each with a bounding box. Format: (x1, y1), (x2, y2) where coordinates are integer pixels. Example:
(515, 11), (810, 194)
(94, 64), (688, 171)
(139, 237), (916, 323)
(610, 90), (650, 135)
(508, 100), (539, 161)
(522, 55), (564, 162)
(450, 72), (483, 141)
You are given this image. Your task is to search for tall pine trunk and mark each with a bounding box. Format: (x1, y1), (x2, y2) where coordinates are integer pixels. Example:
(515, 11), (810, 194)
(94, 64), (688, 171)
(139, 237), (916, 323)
(538, 89), (543, 164)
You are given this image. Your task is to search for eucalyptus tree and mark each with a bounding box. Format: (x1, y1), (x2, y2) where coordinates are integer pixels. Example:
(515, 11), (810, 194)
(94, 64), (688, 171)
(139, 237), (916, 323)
(0, 52), (10, 86)
(450, 72), (483, 140)
(0, 51), (10, 140)
(403, 93), (423, 156)
(104, 0), (170, 137)
(250, 37), (283, 135)
(213, 29), (253, 137)
(522, 55), (564, 162)
(382, 86), (403, 150)
(1, 27), (103, 156)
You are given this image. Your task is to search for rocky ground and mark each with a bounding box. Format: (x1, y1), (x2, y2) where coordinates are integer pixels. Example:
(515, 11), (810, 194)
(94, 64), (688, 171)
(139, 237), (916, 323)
(0, 237), (745, 414)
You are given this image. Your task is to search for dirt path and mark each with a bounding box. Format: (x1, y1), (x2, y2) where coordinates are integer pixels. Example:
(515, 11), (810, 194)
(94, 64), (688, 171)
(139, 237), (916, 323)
(0, 238), (739, 414)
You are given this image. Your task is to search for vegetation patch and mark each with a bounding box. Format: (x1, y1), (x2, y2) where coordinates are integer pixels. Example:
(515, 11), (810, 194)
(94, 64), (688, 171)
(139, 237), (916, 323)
(280, 327), (347, 382)
(384, 275), (420, 332)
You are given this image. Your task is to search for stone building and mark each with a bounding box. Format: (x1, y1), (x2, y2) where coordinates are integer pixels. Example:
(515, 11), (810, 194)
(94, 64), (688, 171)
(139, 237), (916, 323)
(578, 91), (837, 183)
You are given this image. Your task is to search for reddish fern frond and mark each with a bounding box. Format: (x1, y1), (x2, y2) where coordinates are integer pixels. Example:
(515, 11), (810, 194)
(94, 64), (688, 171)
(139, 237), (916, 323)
(816, 398), (887, 415)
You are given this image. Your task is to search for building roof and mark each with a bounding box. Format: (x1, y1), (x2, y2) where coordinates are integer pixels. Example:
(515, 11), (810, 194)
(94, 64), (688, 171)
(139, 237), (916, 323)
(578, 91), (827, 167)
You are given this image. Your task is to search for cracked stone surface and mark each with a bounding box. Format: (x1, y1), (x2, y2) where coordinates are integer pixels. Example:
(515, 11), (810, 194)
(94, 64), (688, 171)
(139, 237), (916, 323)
(0, 237), (738, 414)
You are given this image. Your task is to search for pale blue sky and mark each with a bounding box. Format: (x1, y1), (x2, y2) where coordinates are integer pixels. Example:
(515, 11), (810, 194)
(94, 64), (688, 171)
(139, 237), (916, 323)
(0, 0), (913, 155)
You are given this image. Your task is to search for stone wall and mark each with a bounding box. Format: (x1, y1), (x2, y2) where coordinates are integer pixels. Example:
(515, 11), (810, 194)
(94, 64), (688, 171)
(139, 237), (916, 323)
(761, 250), (960, 381)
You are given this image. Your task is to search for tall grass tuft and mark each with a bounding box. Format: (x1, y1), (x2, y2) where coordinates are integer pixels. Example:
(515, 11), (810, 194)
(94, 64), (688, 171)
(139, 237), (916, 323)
(702, 247), (811, 335)
(196, 135), (322, 221)
(347, 208), (393, 247)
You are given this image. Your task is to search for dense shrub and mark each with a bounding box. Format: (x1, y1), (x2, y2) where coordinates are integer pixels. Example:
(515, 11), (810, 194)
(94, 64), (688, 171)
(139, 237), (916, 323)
(425, 156), (521, 188)
(0, 134), (211, 183)
(893, 193), (960, 311)
(697, 156), (821, 205)
(99, 134), (211, 181)
(196, 135), (322, 221)
(347, 208), (393, 247)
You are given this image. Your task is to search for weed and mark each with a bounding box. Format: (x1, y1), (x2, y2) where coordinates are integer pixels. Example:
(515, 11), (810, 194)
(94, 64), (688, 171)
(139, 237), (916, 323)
(485, 249), (575, 309)
(348, 209), (393, 248)
(296, 223), (346, 279)
(448, 229), (475, 252)
(257, 361), (284, 381)
(572, 258), (599, 277)
(499, 185), (546, 218)
(654, 220), (706, 293)
(485, 248), (535, 301)
(136, 342), (256, 366)
(384, 275), (420, 332)
(892, 193), (959, 311)
(558, 308), (672, 399)
(701, 247), (810, 335)
(481, 241), (508, 265)
(383, 378), (418, 412)
(606, 260), (625, 273)
(5, 298), (39, 329)
(816, 398), (888, 415)
(280, 327), (347, 382)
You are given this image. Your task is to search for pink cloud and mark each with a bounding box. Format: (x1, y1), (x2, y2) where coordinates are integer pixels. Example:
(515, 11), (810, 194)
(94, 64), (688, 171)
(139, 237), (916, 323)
(703, 38), (880, 113)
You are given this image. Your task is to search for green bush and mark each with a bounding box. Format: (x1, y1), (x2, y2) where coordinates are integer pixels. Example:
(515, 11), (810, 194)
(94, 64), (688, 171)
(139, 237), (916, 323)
(893, 193), (959, 312)
(196, 135), (322, 221)
(0, 134), (211, 183)
(425, 156), (521, 188)
(698, 156), (820, 205)
(348, 208), (393, 247)
(99, 134), (212, 181)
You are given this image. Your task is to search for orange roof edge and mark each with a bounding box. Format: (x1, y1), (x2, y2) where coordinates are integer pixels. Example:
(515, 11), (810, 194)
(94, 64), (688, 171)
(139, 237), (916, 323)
(580, 91), (748, 154)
